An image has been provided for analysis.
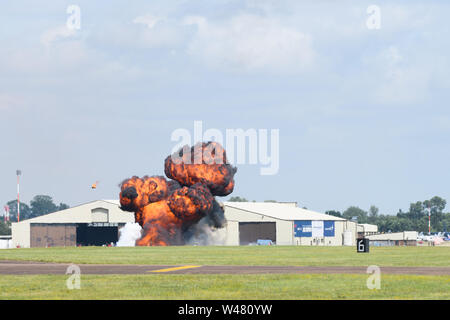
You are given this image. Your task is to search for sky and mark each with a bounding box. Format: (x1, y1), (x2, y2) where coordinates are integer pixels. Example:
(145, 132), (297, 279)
(1, 0), (449, 215)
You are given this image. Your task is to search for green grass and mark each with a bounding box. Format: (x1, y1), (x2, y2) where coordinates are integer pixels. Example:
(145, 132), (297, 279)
(1, 246), (449, 300)
(0, 274), (448, 300)
(0, 246), (449, 267)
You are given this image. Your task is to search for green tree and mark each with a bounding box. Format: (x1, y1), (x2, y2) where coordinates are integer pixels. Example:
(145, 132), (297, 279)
(5, 196), (69, 222)
(368, 205), (379, 224)
(442, 213), (450, 232)
(228, 196), (249, 202)
(376, 214), (398, 233)
(424, 196), (446, 231)
(5, 200), (31, 222)
(407, 201), (426, 220)
(0, 221), (11, 235)
(57, 203), (70, 211)
(325, 210), (342, 218)
(30, 195), (58, 218)
(342, 206), (368, 223)
(402, 196), (446, 232)
(396, 208), (407, 219)
(334, 197), (448, 233)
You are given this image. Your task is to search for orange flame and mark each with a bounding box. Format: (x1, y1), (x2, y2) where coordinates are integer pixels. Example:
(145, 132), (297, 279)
(119, 142), (236, 246)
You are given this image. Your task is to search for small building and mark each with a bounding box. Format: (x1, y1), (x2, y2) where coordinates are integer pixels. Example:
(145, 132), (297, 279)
(357, 223), (378, 237)
(367, 231), (418, 246)
(0, 235), (12, 249)
(12, 200), (134, 248)
(223, 202), (358, 246)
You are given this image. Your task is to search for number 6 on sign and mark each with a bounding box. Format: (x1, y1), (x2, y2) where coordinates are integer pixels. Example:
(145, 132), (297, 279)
(357, 238), (369, 252)
(358, 240), (364, 252)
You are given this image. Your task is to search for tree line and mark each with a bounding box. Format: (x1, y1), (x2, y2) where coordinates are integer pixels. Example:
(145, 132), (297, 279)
(0, 195), (70, 235)
(2, 194), (448, 235)
(228, 196), (450, 233)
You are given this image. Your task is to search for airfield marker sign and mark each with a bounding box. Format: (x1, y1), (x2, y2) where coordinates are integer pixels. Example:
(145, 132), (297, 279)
(357, 238), (369, 253)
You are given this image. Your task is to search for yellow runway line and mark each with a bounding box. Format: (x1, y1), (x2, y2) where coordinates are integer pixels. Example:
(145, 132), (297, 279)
(150, 265), (201, 273)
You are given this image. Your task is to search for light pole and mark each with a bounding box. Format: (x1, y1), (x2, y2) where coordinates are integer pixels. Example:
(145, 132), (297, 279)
(428, 205), (431, 235)
(16, 170), (21, 222)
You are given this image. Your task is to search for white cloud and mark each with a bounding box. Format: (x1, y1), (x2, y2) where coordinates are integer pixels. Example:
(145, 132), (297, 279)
(382, 46), (403, 67)
(127, 14), (184, 48)
(133, 14), (165, 29)
(40, 25), (76, 47)
(381, 4), (434, 31)
(4, 40), (90, 76)
(1, 26), (140, 89)
(368, 46), (432, 105)
(185, 14), (315, 74)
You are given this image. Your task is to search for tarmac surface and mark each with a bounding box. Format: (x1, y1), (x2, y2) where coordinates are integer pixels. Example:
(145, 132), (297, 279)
(1, 260), (450, 275)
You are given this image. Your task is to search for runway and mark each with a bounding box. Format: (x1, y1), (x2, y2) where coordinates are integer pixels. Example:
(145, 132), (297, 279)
(1, 260), (450, 275)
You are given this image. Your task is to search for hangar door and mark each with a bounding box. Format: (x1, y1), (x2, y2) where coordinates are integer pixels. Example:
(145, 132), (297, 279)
(239, 222), (276, 245)
(76, 223), (118, 246)
(30, 224), (76, 247)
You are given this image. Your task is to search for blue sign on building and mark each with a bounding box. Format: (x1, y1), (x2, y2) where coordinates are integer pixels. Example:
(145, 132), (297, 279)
(294, 220), (335, 237)
(294, 220), (312, 237)
(324, 221), (335, 237)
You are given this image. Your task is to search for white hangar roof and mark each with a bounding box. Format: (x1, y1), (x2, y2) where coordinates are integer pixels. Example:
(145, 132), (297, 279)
(222, 202), (347, 221)
(367, 231), (418, 241)
(13, 200), (134, 225)
(14, 199), (345, 225)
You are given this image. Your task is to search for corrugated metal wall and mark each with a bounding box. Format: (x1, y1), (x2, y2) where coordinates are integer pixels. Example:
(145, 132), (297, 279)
(30, 223), (76, 247)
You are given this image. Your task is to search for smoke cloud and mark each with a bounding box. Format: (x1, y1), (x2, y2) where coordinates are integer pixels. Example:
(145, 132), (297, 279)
(116, 222), (143, 247)
(119, 142), (236, 246)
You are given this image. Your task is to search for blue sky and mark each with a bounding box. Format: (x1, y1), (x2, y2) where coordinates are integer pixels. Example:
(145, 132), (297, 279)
(1, 1), (449, 215)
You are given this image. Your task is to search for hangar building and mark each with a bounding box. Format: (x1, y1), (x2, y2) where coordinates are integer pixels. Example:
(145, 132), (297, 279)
(12, 200), (363, 247)
(367, 231), (418, 246)
(222, 202), (358, 246)
(12, 200), (134, 248)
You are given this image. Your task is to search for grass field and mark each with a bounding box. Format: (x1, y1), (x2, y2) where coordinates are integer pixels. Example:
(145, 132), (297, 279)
(0, 274), (448, 300)
(0, 246), (449, 299)
(0, 245), (449, 267)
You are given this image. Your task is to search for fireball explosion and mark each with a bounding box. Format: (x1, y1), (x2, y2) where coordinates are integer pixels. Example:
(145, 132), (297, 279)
(119, 142), (237, 246)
